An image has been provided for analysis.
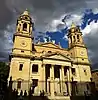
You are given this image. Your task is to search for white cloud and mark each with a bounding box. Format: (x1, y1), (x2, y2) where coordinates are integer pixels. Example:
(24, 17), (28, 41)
(65, 14), (82, 27)
(63, 13), (82, 40)
(93, 8), (98, 13)
(45, 17), (66, 32)
(82, 21), (98, 36)
(45, 13), (82, 32)
(82, 21), (98, 64)
(3, 23), (15, 52)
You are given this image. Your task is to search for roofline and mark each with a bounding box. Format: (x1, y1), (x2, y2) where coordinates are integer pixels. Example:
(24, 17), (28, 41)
(35, 42), (68, 51)
(41, 52), (72, 61)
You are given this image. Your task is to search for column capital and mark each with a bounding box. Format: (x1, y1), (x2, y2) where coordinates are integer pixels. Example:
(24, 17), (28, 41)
(49, 64), (54, 68)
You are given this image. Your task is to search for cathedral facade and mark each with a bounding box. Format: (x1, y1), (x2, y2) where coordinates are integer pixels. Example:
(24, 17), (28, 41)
(8, 10), (92, 99)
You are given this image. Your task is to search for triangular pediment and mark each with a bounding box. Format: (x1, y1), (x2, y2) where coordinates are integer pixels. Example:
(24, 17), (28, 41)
(36, 42), (61, 49)
(42, 52), (71, 61)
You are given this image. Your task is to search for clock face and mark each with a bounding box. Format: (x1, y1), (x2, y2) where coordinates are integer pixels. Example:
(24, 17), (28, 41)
(80, 51), (84, 56)
(20, 41), (27, 47)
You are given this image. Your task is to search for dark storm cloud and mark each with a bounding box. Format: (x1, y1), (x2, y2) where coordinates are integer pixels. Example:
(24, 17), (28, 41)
(6, 0), (88, 31)
(84, 32), (98, 64)
(0, 0), (13, 29)
(0, 0), (13, 61)
(29, 0), (87, 31)
(29, 0), (55, 10)
(0, 0), (98, 67)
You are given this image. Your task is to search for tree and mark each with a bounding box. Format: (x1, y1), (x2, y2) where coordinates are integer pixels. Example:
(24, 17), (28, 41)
(0, 62), (9, 90)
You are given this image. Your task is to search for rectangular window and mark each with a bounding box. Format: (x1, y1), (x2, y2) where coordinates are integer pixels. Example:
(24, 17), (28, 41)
(17, 81), (21, 89)
(19, 64), (23, 71)
(32, 64), (38, 73)
(71, 68), (76, 75)
(32, 79), (38, 87)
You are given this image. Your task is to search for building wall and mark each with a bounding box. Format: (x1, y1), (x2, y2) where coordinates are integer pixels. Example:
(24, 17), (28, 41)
(69, 46), (89, 64)
(8, 57), (31, 92)
(92, 71), (98, 91)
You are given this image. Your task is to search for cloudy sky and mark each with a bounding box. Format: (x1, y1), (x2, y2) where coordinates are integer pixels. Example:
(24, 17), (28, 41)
(1, 0), (98, 68)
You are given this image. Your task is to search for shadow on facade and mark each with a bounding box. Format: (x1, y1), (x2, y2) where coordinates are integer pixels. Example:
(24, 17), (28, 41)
(2, 78), (98, 100)
(2, 87), (49, 100)
(70, 80), (98, 100)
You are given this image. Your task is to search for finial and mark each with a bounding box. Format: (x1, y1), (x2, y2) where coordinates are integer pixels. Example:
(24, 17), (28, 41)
(22, 9), (29, 16)
(37, 38), (40, 44)
(48, 37), (51, 42)
(58, 42), (61, 47)
(71, 22), (76, 28)
(43, 37), (47, 43)
(52, 40), (55, 44)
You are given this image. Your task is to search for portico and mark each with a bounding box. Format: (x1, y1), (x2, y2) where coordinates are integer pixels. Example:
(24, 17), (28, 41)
(39, 53), (72, 97)
(43, 64), (71, 96)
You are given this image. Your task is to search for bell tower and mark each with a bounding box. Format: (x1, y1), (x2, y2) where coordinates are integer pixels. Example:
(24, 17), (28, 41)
(16, 9), (33, 36)
(8, 10), (34, 92)
(68, 22), (84, 48)
(68, 23), (89, 64)
(12, 9), (34, 56)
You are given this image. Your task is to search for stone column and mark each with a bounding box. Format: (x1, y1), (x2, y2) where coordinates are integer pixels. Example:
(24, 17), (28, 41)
(47, 78), (50, 93)
(50, 65), (55, 97)
(67, 67), (72, 96)
(27, 23), (30, 32)
(20, 23), (23, 31)
(60, 66), (65, 93)
(42, 64), (46, 92)
(60, 67), (62, 93)
(38, 64), (42, 91)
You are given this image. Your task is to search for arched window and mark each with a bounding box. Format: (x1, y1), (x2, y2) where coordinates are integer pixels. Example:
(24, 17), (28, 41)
(70, 37), (72, 43)
(77, 35), (80, 42)
(23, 23), (27, 31)
(77, 34), (79, 39)
(73, 36), (75, 42)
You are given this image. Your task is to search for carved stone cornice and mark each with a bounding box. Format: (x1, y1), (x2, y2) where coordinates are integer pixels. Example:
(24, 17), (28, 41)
(72, 61), (91, 66)
(68, 44), (87, 50)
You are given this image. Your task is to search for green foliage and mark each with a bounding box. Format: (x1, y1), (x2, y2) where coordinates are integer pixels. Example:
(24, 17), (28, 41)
(0, 62), (9, 83)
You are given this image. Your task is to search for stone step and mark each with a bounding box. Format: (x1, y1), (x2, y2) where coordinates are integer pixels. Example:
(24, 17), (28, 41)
(48, 96), (70, 100)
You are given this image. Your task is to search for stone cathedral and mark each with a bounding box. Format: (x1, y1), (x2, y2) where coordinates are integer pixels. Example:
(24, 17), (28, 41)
(8, 10), (92, 99)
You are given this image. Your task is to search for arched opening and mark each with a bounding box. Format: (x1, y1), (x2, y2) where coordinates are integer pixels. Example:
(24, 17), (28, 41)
(70, 37), (72, 43)
(23, 23), (27, 31)
(77, 34), (80, 42)
(18, 24), (21, 32)
(73, 36), (76, 42)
